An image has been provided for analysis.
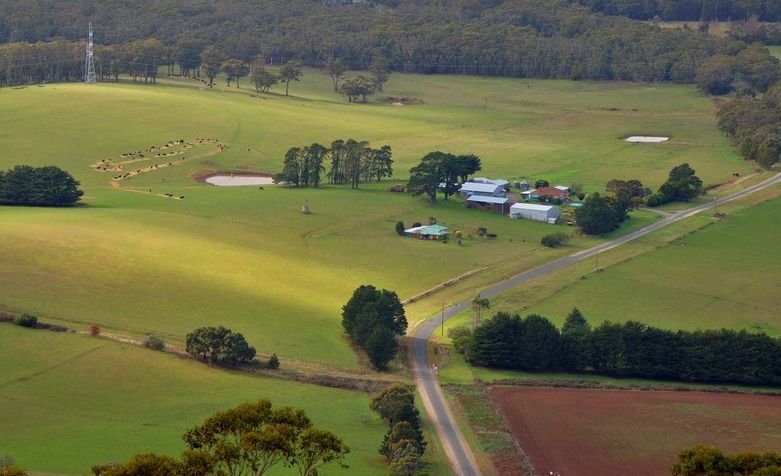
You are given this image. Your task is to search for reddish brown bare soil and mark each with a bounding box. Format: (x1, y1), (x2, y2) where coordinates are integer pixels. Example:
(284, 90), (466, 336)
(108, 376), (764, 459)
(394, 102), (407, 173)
(490, 387), (781, 476)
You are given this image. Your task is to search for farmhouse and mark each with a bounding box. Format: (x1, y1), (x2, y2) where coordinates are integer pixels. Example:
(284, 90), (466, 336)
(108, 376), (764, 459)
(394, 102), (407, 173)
(466, 195), (510, 213)
(534, 186), (569, 200)
(404, 224), (448, 240)
(510, 203), (560, 223)
(522, 186), (570, 202)
(459, 182), (506, 198)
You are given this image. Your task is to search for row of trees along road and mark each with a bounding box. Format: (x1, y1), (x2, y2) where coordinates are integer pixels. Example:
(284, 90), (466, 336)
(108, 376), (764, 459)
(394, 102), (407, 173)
(0, 165), (83, 206)
(407, 152), (482, 204)
(370, 384), (428, 475)
(341, 285), (407, 371)
(1, 1), (778, 87)
(276, 140), (393, 188)
(453, 308), (781, 386)
(90, 399), (349, 476)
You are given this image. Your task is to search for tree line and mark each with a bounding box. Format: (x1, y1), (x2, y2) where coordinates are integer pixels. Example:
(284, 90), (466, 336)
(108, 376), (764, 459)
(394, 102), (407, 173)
(370, 384), (428, 475)
(717, 82), (781, 170)
(0, 0), (773, 87)
(0, 165), (83, 206)
(453, 308), (781, 386)
(568, 0), (781, 22)
(276, 140), (393, 188)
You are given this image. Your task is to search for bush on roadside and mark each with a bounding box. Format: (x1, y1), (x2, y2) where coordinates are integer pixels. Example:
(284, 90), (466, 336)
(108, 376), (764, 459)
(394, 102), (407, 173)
(395, 221), (406, 236)
(541, 232), (569, 248)
(15, 314), (37, 328)
(448, 325), (474, 355)
(0, 467), (28, 476)
(143, 335), (165, 351)
(89, 324), (101, 336)
(267, 353), (280, 369)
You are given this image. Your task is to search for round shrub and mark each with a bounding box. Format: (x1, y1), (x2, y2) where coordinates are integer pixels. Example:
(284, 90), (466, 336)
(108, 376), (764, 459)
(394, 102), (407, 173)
(395, 221), (406, 236)
(541, 232), (569, 248)
(143, 335), (165, 351)
(16, 314), (37, 328)
(268, 353), (280, 369)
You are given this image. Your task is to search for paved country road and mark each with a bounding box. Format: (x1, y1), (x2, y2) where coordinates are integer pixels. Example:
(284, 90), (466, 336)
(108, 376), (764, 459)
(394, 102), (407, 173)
(410, 172), (781, 476)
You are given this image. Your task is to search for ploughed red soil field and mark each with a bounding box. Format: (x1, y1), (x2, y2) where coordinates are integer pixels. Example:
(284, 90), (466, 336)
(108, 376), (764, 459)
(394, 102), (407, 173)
(490, 387), (781, 476)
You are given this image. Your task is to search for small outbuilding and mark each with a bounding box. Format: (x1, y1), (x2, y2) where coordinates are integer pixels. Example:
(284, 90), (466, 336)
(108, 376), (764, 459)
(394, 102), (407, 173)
(467, 195), (510, 213)
(510, 203), (560, 223)
(404, 224), (448, 240)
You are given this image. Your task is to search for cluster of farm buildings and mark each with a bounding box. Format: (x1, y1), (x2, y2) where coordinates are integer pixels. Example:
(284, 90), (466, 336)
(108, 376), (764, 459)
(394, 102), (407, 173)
(403, 177), (578, 239)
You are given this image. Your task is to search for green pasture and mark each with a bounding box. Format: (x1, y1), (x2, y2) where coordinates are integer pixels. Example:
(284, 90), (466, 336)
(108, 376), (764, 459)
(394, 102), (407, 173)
(0, 73), (749, 370)
(523, 195), (781, 336)
(432, 193), (781, 361)
(0, 325), (387, 475)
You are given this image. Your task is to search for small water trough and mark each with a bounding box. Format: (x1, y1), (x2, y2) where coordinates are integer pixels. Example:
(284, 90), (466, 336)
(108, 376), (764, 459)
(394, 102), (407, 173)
(201, 173), (274, 186)
(625, 136), (670, 143)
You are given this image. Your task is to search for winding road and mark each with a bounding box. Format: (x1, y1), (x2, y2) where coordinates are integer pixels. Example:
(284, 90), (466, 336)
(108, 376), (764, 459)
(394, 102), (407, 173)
(410, 172), (781, 476)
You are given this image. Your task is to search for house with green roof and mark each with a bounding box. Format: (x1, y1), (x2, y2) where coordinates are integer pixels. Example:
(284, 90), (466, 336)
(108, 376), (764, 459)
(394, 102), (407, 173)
(404, 224), (448, 240)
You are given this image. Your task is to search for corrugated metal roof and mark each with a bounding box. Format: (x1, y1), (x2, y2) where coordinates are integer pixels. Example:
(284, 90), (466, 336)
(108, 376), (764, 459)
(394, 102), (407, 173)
(472, 177), (509, 186)
(510, 203), (557, 212)
(404, 224), (448, 235)
(467, 195), (509, 204)
(459, 182), (503, 193)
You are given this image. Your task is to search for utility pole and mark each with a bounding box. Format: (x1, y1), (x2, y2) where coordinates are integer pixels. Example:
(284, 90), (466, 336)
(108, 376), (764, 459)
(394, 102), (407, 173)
(85, 23), (96, 84)
(441, 303), (445, 336)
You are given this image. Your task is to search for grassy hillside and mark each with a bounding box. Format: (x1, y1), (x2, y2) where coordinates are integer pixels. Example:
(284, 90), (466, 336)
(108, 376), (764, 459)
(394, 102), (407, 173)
(0, 325), (387, 475)
(523, 195), (781, 335)
(0, 73), (749, 369)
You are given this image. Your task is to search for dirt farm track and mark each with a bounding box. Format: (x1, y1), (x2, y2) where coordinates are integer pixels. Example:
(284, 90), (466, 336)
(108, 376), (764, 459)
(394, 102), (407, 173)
(490, 387), (781, 476)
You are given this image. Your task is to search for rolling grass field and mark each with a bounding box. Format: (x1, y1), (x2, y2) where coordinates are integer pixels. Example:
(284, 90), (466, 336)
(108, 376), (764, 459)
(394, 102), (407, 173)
(0, 71), (761, 474)
(0, 73), (747, 369)
(0, 325), (387, 475)
(523, 194), (781, 336)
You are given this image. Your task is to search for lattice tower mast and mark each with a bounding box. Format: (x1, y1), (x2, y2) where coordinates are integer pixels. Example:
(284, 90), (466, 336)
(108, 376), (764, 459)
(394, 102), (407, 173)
(85, 23), (96, 84)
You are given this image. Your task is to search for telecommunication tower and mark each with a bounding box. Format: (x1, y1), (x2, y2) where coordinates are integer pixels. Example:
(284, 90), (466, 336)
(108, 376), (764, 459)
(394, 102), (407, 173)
(85, 23), (96, 84)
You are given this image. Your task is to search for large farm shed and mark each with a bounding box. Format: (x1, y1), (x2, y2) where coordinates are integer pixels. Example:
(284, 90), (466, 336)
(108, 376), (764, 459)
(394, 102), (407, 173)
(467, 195), (510, 213)
(510, 203), (560, 223)
(459, 182), (506, 198)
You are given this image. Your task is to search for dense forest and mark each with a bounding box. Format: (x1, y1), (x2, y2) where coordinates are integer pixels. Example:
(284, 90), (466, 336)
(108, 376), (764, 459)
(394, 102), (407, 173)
(0, 0), (772, 86)
(569, 0), (781, 22)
